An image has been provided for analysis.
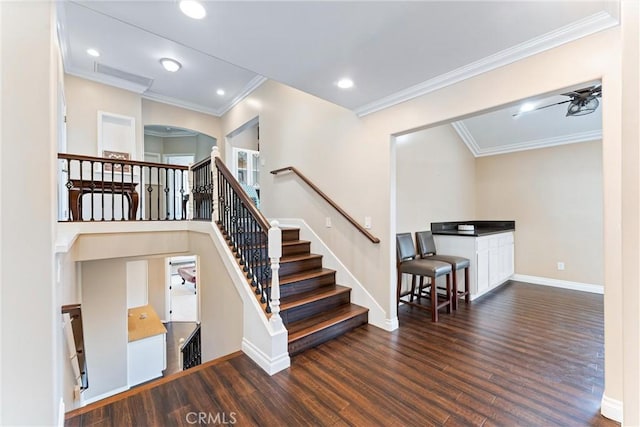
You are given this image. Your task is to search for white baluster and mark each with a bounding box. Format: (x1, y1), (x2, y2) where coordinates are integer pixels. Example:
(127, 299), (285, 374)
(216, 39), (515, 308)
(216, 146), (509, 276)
(211, 146), (221, 223)
(268, 220), (284, 329)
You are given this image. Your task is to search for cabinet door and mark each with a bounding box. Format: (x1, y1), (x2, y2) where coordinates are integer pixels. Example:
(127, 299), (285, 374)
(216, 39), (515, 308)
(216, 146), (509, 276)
(477, 249), (489, 294)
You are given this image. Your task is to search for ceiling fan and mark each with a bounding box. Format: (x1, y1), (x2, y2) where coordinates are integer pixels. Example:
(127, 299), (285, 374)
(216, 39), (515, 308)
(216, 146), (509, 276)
(512, 85), (602, 117)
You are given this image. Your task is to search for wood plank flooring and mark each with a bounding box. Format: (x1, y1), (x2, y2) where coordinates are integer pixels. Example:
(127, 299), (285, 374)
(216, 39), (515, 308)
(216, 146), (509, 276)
(66, 281), (618, 426)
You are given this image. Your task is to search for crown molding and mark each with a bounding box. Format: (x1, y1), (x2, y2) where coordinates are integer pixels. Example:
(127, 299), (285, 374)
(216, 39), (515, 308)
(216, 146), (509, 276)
(450, 122), (481, 156)
(141, 75), (267, 118)
(354, 11), (619, 117)
(452, 121), (602, 157)
(143, 129), (198, 138)
(218, 75), (268, 116)
(141, 92), (221, 116)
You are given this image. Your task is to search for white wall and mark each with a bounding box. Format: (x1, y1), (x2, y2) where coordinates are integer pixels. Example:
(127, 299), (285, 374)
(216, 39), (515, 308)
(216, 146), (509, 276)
(81, 259), (128, 401)
(0, 2), (59, 425)
(395, 124), (476, 233)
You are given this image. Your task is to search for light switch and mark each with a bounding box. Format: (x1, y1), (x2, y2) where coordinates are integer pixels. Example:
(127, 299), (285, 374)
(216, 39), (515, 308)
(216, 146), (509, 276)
(325, 217), (332, 228)
(364, 216), (372, 229)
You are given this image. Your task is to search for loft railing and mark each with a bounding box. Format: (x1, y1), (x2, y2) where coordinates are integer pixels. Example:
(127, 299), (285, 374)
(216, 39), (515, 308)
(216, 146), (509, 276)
(58, 153), (189, 221)
(191, 156), (213, 221)
(179, 324), (201, 371)
(271, 166), (381, 243)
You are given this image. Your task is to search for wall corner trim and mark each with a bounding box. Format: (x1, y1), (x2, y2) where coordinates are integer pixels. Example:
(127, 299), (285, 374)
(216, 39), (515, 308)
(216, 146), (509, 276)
(600, 394), (623, 423)
(241, 338), (290, 375)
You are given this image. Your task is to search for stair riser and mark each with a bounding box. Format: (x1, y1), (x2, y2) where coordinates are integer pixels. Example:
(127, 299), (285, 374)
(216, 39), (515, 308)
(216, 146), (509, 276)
(282, 228), (300, 242)
(282, 291), (352, 325)
(282, 242), (311, 257)
(279, 257), (323, 276)
(288, 312), (368, 356)
(280, 272), (337, 298)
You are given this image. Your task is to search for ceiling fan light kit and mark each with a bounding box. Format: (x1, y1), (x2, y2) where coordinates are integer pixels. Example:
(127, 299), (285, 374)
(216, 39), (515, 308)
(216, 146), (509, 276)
(566, 95), (599, 116)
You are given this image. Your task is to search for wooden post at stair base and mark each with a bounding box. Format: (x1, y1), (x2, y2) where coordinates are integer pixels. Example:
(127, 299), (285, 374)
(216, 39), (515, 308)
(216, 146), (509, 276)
(268, 220), (284, 329)
(211, 146), (221, 223)
(187, 164), (194, 220)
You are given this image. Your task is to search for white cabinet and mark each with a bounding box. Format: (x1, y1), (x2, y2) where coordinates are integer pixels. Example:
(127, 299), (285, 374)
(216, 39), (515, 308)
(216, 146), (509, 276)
(434, 231), (514, 300)
(232, 148), (260, 189)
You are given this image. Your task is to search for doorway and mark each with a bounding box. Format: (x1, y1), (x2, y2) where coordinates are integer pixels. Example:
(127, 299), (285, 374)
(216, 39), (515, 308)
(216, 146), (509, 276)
(167, 255), (199, 322)
(226, 117), (261, 208)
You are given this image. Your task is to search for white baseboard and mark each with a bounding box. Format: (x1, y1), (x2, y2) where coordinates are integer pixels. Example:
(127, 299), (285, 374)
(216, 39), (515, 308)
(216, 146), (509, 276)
(384, 317), (399, 331)
(511, 274), (603, 294)
(80, 385), (130, 406)
(600, 394), (623, 423)
(242, 338), (290, 375)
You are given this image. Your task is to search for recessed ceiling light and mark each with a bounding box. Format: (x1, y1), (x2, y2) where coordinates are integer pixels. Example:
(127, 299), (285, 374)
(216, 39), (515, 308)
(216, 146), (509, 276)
(337, 78), (354, 89)
(160, 58), (181, 72)
(519, 102), (535, 113)
(86, 48), (100, 57)
(179, 0), (206, 19)
(216, 89), (225, 96)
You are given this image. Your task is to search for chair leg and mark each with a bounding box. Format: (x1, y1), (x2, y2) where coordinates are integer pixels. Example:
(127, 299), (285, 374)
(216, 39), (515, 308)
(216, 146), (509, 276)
(430, 276), (438, 322)
(451, 268), (459, 310)
(410, 275), (417, 302)
(445, 273), (452, 314)
(464, 267), (470, 304)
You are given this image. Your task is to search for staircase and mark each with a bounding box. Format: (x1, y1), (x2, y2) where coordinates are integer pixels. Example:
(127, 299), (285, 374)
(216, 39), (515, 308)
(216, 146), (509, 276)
(277, 227), (369, 355)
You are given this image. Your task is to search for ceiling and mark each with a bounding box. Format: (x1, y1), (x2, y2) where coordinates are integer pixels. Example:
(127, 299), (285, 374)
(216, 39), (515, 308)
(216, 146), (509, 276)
(58, 1), (618, 119)
(451, 82), (603, 157)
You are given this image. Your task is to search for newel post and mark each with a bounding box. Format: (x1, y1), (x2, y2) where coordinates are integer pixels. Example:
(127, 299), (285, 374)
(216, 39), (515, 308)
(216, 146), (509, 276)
(211, 146), (220, 223)
(268, 220), (284, 329)
(187, 163), (194, 220)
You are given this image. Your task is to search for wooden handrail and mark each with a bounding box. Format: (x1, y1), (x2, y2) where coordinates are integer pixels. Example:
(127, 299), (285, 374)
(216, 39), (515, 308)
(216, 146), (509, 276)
(271, 166), (380, 244)
(190, 156), (211, 170)
(58, 153), (189, 170)
(215, 157), (271, 232)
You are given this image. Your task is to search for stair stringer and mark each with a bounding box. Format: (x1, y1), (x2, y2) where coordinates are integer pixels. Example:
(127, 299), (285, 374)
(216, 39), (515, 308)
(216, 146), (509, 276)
(194, 221), (290, 375)
(275, 218), (398, 331)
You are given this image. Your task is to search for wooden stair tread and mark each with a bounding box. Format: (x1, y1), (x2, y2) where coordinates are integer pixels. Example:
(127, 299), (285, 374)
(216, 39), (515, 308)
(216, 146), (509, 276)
(282, 239), (309, 247)
(281, 253), (322, 263)
(287, 304), (369, 342)
(279, 268), (335, 285)
(280, 285), (351, 311)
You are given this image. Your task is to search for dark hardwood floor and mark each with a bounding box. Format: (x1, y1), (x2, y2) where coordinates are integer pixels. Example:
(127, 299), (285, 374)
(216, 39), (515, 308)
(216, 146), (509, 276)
(66, 281), (618, 426)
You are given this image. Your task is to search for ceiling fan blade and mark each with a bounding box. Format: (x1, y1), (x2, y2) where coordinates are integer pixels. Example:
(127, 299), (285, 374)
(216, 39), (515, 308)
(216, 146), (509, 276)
(512, 100), (570, 117)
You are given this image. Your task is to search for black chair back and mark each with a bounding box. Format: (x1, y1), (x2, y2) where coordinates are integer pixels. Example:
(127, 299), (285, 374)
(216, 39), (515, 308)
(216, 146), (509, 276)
(396, 233), (417, 262)
(416, 230), (437, 257)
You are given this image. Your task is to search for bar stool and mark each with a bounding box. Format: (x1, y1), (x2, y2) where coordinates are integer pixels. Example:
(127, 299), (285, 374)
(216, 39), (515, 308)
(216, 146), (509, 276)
(396, 233), (452, 322)
(416, 231), (470, 310)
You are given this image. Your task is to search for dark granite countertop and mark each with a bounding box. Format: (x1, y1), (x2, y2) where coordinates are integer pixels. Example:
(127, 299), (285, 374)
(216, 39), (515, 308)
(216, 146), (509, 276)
(431, 220), (515, 237)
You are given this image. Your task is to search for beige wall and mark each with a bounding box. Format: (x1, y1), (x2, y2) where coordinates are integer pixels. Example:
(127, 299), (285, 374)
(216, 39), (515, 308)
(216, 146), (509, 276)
(65, 75), (143, 158)
(189, 233), (243, 362)
(396, 124), (476, 233)
(142, 99), (222, 147)
(147, 257), (166, 320)
(80, 259), (128, 402)
(1, 2), (59, 424)
(221, 24), (634, 418)
(476, 141), (603, 285)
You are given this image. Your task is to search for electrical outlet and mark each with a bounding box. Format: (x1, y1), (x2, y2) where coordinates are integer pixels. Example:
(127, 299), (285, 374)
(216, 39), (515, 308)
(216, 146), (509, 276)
(364, 216), (372, 229)
(557, 262), (565, 271)
(325, 217), (332, 228)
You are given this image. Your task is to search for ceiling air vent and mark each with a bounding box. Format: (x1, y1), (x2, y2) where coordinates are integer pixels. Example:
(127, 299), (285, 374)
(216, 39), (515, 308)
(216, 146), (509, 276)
(94, 62), (154, 91)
